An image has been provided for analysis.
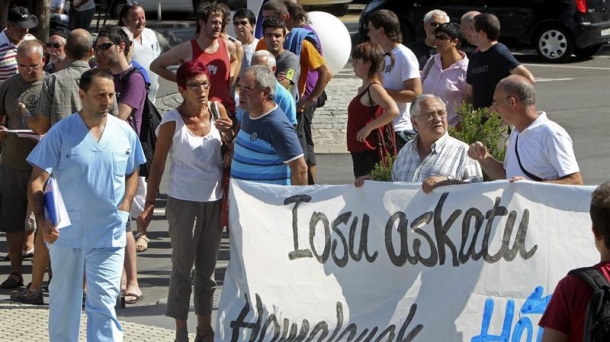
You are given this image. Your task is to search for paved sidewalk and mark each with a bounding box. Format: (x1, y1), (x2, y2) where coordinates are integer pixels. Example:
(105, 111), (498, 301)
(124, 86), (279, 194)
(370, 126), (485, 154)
(0, 300), (197, 341)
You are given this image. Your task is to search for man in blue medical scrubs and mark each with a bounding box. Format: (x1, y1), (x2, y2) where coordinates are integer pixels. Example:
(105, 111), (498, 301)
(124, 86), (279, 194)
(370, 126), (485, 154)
(26, 68), (146, 342)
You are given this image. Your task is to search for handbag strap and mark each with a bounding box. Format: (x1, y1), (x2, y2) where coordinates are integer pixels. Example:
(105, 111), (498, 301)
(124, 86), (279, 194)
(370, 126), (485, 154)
(421, 56), (435, 83)
(514, 135), (543, 181)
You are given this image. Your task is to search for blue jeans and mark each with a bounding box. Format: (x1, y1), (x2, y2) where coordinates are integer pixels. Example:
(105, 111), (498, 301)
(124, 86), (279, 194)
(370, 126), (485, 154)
(48, 245), (124, 342)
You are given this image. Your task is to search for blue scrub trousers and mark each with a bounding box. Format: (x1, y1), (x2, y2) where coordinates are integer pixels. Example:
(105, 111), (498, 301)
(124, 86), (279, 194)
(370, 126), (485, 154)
(48, 245), (125, 342)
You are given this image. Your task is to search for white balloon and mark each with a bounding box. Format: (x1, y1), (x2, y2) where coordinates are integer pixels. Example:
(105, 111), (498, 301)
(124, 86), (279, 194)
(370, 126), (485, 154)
(307, 11), (351, 75)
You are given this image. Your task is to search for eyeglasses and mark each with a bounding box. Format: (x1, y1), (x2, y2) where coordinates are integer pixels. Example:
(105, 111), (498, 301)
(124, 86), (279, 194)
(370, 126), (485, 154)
(18, 63), (41, 70)
(414, 109), (447, 121)
(435, 35), (451, 41)
(233, 20), (250, 26)
(46, 42), (64, 49)
(428, 22), (442, 28)
(95, 42), (115, 52)
(186, 81), (210, 90)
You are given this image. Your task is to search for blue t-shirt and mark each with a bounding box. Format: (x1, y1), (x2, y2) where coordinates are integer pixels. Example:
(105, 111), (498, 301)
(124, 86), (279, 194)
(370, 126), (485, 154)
(27, 114), (146, 248)
(231, 105), (303, 185)
(236, 82), (297, 126)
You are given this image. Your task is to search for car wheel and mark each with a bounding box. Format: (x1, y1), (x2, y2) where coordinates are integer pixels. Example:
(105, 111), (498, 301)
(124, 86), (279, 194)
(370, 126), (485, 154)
(574, 43), (604, 58)
(330, 3), (350, 17)
(110, 0), (127, 19)
(534, 25), (574, 63)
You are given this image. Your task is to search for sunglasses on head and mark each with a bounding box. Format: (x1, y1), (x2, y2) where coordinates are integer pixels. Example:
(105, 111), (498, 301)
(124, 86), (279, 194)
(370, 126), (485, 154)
(46, 42), (64, 49)
(95, 42), (115, 51)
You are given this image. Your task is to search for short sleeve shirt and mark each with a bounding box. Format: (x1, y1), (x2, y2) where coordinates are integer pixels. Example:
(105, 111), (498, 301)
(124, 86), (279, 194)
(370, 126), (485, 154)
(235, 82), (297, 126)
(0, 73), (43, 170)
(383, 44), (420, 132)
(231, 105), (303, 185)
(298, 40), (325, 98)
(466, 43), (520, 109)
(113, 67), (147, 135)
(26, 114), (146, 248)
(275, 50), (300, 100)
(504, 112), (580, 180)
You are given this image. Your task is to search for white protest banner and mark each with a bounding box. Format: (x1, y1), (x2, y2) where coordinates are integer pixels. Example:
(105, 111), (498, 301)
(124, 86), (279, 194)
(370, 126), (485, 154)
(217, 180), (597, 342)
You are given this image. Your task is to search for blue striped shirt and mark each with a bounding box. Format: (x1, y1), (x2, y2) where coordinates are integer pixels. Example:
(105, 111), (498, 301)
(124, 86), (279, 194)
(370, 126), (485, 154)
(231, 106), (303, 185)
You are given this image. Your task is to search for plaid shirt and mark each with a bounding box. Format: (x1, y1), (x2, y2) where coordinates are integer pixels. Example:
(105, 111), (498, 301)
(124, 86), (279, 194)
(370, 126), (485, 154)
(391, 133), (483, 183)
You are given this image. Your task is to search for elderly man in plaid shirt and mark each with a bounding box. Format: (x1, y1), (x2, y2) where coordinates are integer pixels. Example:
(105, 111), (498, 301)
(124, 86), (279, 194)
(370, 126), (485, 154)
(356, 94), (482, 192)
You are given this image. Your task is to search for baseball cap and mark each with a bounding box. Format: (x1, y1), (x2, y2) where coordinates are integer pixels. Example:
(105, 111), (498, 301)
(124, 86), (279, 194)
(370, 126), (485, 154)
(7, 6), (39, 29)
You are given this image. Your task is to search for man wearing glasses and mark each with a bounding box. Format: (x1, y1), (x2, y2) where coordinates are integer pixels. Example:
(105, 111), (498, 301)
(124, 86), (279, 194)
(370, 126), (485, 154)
(233, 8), (259, 75)
(355, 94), (482, 192)
(0, 40), (46, 290)
(0, 6), (37, 83)
(468, 75), (583, 185)
(408, 9), (450, 70)
(44, 25), (70, 74)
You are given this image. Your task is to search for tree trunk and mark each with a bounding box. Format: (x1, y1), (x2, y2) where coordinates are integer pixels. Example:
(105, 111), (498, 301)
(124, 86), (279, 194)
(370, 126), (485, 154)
(34, 0), (49, 41)
(0, 0), (10, 30)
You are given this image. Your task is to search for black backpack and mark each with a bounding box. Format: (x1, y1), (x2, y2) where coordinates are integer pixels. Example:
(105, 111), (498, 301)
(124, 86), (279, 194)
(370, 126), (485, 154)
(121, 67), (162, 179)
(568, 267), (610, 342)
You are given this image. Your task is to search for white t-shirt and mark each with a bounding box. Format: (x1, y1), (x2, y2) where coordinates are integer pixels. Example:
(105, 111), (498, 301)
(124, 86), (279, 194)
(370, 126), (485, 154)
(158, 109), (224, 202)
(382, 44), (420, 132)
(504, 112), (580, 180)
(132, 28), (161, 103)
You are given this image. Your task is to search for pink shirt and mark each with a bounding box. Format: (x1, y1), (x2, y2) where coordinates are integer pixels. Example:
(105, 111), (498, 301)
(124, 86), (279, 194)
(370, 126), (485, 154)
(422, 51), (468, 127)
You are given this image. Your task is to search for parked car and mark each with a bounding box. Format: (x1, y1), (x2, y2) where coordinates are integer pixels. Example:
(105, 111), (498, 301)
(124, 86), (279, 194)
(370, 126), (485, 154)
(355, 0), (610, 62)
(301, 0), (353, 17)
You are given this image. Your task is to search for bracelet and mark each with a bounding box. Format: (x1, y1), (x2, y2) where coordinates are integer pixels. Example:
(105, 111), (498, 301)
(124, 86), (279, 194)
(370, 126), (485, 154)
(145, 200), (155, 206)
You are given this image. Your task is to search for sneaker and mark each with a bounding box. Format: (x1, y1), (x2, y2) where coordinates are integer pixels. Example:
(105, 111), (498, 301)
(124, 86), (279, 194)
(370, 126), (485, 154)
(10, 283), (44, 305)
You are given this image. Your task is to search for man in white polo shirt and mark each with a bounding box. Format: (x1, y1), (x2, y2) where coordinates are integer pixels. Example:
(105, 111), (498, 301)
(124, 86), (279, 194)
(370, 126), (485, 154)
(468, 75), (583, 184)
(0, 6), (37, 82)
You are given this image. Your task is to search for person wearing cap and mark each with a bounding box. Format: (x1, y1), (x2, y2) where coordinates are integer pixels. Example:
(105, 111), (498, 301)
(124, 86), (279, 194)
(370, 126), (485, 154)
(44, 25), (70, 73)
(0, 6), (38, 82)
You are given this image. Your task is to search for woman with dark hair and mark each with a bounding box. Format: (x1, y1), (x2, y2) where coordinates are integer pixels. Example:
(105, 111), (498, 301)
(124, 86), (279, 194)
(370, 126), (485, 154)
(421, 22), (469, 127)
(138, 59), (234, 342)
(347, 42), (399, 178)
(118, 2), (161, 104)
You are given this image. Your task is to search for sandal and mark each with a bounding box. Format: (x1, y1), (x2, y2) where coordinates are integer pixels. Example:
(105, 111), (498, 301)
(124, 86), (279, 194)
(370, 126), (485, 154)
(135, 234), (149, 252)
(1, 272), (24, 289)
(195, 328), (214, 342)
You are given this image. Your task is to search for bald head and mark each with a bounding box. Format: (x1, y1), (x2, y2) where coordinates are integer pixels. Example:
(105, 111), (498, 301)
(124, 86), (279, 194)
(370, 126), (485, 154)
(17, 40), (44, 57)
(497, 75), (536, 107)
(66, 28), (94, 60)
(461, 11), (481, 45)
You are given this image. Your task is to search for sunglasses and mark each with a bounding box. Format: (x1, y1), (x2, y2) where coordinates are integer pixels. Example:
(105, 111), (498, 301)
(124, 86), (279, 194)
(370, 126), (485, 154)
(233, 20), (250, 26)
(429, 22), (442, 28)
(95, 42), (115, 52)
(46, 42), (64, 49)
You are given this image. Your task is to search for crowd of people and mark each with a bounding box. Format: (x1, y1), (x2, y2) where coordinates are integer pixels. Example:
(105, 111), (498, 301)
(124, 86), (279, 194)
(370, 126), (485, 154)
(0, 1), (602, 342)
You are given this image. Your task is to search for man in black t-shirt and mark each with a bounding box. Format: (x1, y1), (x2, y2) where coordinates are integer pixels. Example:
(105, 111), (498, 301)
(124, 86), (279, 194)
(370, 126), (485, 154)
(464, 13), (535, 110)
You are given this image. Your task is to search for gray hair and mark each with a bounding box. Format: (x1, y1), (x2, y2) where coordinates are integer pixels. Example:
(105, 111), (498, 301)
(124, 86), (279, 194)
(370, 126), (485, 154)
(498, 76), (536, 107)
(251, 50), (276, 70)
(245, 64), (276, 101)
(424, 9), (449, 23)
(17, 40), (45, 58)
(410, 94), (447, 117)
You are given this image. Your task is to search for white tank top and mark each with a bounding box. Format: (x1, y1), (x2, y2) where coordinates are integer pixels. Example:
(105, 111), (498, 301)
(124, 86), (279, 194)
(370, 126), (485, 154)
(158, 108), (223, 202)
